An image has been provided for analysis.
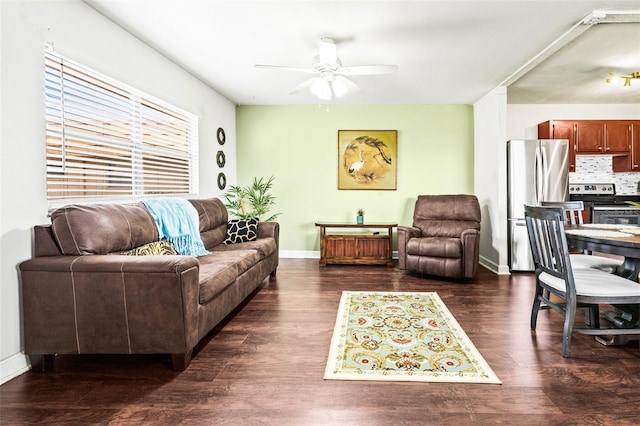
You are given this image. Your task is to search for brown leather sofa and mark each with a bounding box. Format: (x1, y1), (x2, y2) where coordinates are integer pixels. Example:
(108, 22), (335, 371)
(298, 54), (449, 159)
(397, 194), (480, 279)
(18, 198), (279, 371)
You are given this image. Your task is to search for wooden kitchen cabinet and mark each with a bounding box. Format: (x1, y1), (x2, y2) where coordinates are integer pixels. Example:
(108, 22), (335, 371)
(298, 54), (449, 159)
(539, 120), (635, 172)
(571, 120), (629, 155)
(604, 122), (633, 153)
(613, 123), (640, 172)
(537, 120), (576, 171)
(574, 121), (605, 153)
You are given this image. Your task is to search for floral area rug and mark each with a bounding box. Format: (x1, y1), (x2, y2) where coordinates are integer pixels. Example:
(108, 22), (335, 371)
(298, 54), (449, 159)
(324, 291), (501, 384)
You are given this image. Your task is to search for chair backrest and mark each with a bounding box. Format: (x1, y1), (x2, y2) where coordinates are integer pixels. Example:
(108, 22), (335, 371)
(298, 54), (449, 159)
(412, 194), (481, 237)
(540, 201), (584, 225)
(524, 205), (576, 297)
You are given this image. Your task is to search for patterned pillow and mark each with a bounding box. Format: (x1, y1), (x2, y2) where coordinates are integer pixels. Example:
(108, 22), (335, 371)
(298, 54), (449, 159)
(224, 218), (258, 244)
(122, 239), (177, 255)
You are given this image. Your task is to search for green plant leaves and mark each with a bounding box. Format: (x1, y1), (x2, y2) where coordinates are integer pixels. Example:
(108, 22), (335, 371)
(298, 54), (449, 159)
(222, 176), (281, 222)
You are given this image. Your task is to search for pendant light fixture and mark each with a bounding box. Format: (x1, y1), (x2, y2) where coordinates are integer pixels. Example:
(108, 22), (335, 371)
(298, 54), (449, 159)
(606, 71), (640, 87)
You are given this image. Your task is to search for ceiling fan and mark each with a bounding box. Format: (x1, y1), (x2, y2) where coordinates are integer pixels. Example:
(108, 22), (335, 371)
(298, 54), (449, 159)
(254, 37), (399, 100)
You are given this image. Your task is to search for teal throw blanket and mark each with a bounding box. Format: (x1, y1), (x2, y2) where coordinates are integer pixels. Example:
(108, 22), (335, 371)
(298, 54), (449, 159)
(142, 198), (209, 257)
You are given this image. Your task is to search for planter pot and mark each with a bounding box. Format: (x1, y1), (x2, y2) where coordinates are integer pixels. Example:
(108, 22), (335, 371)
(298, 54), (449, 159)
(357, 215), (364, 224)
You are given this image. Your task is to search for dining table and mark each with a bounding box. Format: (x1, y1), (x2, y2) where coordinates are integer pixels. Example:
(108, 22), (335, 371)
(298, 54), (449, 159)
(565, 223), (640, 340)
(565, 223), (640, 281)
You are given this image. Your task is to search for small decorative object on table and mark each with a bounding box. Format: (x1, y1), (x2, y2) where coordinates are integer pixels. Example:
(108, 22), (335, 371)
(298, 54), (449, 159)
(357, 209), (364, 224)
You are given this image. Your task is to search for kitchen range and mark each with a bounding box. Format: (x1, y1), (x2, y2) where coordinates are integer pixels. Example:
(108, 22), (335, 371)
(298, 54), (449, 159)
(569, 183), (640, 225)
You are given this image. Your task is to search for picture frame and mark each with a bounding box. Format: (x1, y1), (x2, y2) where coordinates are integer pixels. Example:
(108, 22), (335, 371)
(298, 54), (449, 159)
(337, 130), (397, 190)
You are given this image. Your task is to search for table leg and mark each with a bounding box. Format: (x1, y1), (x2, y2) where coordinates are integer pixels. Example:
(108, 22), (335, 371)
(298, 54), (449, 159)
(597, 256), (640, 345)
(616, 257), (640, 281)
(387, 226), (394, 267)
(319, 226), (326, 267)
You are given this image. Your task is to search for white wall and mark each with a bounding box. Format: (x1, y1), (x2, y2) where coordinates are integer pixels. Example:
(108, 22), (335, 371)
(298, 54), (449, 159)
(474, 87), (509, 274)
(0, 0), (236, 384)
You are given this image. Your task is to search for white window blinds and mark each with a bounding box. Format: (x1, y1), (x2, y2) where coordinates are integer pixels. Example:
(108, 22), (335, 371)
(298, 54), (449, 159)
(44, 51), (199, 201)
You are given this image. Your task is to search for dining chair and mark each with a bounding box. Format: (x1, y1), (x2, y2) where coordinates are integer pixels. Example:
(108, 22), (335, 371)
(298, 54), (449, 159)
(524, 205), (640, 357)
(541, 200), (585, 225)
(540, 200), (622, 274)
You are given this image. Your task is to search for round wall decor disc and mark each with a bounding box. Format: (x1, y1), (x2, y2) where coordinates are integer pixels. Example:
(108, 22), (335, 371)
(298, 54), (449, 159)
(216, 150), (226, 168)
(217, 172), (227, 190)
(217, 128), (226, 145)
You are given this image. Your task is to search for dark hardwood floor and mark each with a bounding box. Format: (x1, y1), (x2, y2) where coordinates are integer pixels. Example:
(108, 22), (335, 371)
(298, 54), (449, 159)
(2, 259), (640, 425)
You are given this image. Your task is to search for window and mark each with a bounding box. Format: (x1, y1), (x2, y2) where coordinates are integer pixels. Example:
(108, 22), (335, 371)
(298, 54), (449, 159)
(44, 51), (199, 201)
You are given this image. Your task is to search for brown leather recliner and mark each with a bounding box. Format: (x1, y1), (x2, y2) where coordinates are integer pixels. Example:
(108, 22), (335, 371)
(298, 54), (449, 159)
(397, 194), (481, 279)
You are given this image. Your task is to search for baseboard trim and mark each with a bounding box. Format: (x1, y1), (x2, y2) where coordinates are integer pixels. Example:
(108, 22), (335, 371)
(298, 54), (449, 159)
(279, 250), (400, 260)
(1, 352), (30, 385)
(279, 250), (319, 259)
(479, 255), (511, 275)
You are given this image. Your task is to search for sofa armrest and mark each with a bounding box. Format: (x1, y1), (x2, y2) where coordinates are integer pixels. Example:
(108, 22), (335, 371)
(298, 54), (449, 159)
(19, 255), (200, 357)
(461, 229), (480, 278)
(397, 226), (421, 270)
(257, 221), (279, 241)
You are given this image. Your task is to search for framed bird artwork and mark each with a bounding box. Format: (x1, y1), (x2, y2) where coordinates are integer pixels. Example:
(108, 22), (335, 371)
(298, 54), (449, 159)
(337, 130), (397, 190)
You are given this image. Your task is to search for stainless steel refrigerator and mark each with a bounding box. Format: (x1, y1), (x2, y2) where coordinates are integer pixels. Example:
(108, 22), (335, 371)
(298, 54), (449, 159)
(507, 139), (569, 271)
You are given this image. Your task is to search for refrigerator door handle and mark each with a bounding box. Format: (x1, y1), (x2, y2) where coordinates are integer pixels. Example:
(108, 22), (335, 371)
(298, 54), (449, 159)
(534, 147), (542, 205)
(540, 146), (548, 203)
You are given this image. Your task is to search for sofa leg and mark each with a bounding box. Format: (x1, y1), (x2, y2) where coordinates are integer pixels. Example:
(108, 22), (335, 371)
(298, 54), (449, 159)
(171, 351), (192, 371)
(270, 268), (277, 279)
(29, 354), (55, 372)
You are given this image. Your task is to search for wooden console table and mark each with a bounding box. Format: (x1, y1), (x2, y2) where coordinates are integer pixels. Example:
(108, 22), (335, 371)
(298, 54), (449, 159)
(315, 222), (397, 267)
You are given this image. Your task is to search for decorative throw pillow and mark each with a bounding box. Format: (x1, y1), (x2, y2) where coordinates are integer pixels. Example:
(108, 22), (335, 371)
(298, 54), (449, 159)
(122, 239), (177, 256)
(224, 218), (258, 244)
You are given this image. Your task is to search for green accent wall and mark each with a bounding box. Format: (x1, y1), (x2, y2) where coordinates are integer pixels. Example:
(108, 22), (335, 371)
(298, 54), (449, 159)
(236, 105), (474, 252)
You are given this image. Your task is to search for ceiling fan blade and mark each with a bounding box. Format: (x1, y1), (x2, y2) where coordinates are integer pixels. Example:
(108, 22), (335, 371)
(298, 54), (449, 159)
(288, 77), (318, 94)
(338, 65), (399, 75)
(254, 64), (315, 74)
(318, 37), (337, 64)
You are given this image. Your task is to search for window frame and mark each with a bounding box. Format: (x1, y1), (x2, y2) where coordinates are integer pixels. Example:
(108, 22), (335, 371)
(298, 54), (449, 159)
(44, 50), (199, 208)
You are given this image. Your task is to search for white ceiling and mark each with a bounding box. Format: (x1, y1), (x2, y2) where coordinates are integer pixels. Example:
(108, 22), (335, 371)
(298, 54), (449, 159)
(85, 0), (640, 106)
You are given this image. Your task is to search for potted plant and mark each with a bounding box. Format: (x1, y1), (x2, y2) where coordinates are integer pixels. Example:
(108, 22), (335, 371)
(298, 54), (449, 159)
(223, 176), (281, 221)
(357, 209), (365, 224)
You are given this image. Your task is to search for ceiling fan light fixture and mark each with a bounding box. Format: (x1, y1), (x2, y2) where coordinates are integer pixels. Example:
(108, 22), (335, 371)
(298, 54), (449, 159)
(331, 78), (348, 97)
(310, 77), (332, 100)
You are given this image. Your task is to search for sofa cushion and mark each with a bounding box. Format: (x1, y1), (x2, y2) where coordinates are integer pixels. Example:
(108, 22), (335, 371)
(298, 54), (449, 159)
(212, 237), (277, 260)
(407, 237), (462, 259)
(202, 249), (260, 276)
(223, 218), (258, 244)
(197, 261), (238, 304)
(121, 239), (177, 256)
(197, 250), (261, 303)
(50, 203), (158, 255)
(189, 198), (228, 248)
